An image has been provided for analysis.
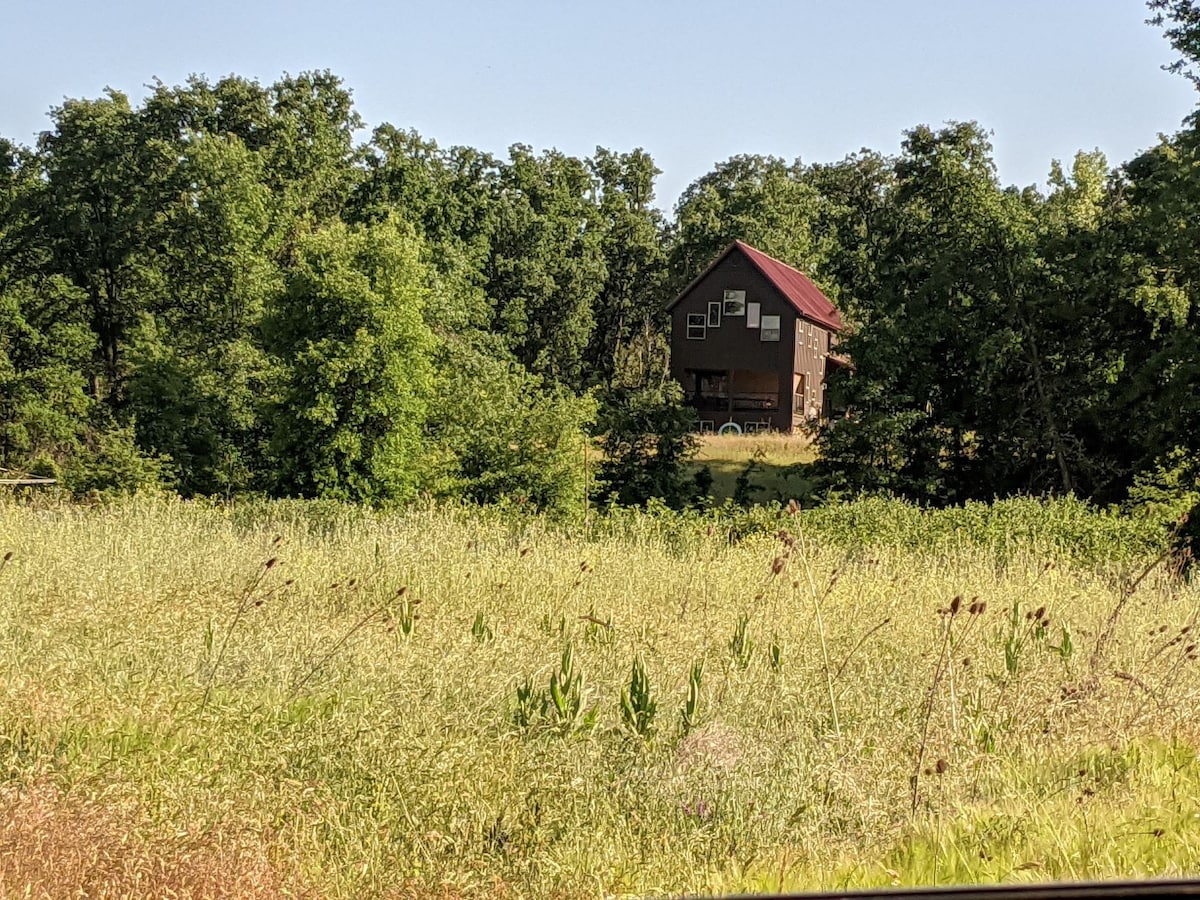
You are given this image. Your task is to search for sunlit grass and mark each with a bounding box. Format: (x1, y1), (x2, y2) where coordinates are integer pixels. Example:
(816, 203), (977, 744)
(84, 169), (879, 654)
(0, 495), (1196, 897)
(690, 432), (818, 502)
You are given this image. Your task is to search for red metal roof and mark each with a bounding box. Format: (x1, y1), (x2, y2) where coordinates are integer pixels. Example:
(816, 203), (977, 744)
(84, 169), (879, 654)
(667, 241), (843, 332)
(732, 241), (842, 331)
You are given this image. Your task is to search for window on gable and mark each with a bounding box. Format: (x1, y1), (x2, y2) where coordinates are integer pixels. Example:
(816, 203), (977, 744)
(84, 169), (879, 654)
(761, 315), (781, 342)
(686, 313), (707, 340)
(707, 301), (722, 328)
(747, 302), (761, 328)
(722, 290), (746, 316)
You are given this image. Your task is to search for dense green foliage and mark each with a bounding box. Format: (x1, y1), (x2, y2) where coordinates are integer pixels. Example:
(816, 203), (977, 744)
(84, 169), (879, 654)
(1, 5), (1198, 527)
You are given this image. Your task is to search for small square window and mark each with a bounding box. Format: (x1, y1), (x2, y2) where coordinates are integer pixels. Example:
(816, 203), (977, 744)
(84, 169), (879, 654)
(722, 289), (746, 316)
(761, 315), (781, 342)
(686, 313), (707, 340)
(707, 301), (722, 328)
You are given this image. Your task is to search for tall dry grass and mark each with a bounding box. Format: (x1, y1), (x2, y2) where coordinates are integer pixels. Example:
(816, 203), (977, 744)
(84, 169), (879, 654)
(0, 495), (1197, 897)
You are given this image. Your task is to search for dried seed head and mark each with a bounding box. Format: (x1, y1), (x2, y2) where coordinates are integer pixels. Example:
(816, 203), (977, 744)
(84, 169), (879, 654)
(1185, 644), (1197, 655)
(1, 551), (11, 563)
(1183, 626), (1193, 635)
(935, 758), (949, 775)
(519, 547), (531, 557)
(271, 535), (283, 546)
(265, 557), (278, 570)
(284, 579), (295, 587)
(977, 601), (988, 615)
(771, 556), (786, 575)
(949, 595), (962, 616)
(397, 586), (407, 597)
(787, 499), (800, 515)
(962, 657), (971, 667)
(1033, 606), (1047, 621)
(254, 599), (264, 607)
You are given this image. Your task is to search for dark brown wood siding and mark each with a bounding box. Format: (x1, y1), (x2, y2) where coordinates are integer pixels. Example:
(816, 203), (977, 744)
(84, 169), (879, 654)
(669, 247), (835, 432)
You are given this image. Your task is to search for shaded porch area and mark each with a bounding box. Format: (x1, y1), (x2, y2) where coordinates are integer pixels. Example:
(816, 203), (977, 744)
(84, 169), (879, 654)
(684, 369), (787, 432)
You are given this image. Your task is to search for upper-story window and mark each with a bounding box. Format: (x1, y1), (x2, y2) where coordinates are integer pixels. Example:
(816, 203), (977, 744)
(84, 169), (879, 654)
(707, 302), (722, 328)
(761, 315), (781, 342)
(722, 290), (746, 317)
(686, 314), (707, 340)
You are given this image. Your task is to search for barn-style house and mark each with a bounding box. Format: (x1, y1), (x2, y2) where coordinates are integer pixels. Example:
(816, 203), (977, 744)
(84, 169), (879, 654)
(667, 241), (844, 434)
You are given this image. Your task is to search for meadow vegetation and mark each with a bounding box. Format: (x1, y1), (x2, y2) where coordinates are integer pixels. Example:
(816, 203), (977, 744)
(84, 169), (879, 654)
(0, 495), (1196, 897)
(688, 433), (819, 504)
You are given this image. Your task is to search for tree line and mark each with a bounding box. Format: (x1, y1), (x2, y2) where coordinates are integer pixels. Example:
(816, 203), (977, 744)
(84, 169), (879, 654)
(1, 3), (1198, 528)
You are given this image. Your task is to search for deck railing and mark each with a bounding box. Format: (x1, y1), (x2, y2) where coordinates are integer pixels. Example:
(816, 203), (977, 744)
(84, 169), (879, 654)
(691, 393), (779, 412)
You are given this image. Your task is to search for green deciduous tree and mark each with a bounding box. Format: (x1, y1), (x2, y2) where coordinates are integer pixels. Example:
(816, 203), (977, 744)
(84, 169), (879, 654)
(35, 91), (173, 406)
(486, 145), (606, 389)
(818, 123), (1078, 501)
(586, 147), (669, 388)
(125, 129), (281, 496)
(426, 335), (595, 516)
(1149, 0), (1200, 88)
(594, 324), (697, 509)
(263, 218), (436, 502)
(670, 154), (832, 294)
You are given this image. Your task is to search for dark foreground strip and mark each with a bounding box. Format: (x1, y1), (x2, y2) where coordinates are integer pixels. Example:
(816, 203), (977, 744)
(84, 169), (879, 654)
(717, 881), (1200, 900)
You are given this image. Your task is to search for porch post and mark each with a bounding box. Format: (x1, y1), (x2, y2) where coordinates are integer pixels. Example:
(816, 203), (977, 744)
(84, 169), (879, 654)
(727, 369), (734, 416)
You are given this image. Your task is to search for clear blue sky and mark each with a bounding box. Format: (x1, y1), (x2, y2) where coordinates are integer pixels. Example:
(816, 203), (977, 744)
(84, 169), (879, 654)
(2, 0), (1196, 211)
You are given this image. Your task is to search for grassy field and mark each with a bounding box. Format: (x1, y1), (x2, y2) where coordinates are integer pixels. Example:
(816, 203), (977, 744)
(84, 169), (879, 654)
(0, 496), (1197, 897)
(689, 433), (819, 503)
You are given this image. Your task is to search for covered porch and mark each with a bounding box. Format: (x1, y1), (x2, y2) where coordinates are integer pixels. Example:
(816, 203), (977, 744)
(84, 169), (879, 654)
(685, 369), (789, 433)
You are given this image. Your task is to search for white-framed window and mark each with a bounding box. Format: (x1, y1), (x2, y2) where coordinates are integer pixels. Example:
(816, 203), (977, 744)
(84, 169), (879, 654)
(761, 314), (781, 342)
(707, 301), (722, 328)
(747, 302), (761, 328)
(686, 313), (707, 340)
(722, 289), (746, 316)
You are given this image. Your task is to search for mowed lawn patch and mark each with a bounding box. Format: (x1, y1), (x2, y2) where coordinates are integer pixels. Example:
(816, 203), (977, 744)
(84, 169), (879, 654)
(689, 432), (819, 503)
(0, 496), (1195, 897)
